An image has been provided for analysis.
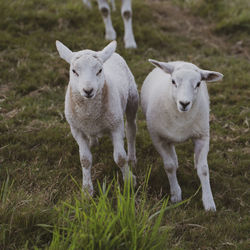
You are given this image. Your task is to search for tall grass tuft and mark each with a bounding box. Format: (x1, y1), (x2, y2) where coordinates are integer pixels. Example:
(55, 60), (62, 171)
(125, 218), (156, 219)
(0, 175), (13, 205)
(47, 172), (171, 250)
(0, 175), (14, 247)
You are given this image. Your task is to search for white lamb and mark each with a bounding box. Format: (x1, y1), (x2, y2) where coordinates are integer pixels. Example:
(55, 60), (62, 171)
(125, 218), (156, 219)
(82, 0), (137, 49)
(56, 40), (138, 195)
(141, 60), (223, 211)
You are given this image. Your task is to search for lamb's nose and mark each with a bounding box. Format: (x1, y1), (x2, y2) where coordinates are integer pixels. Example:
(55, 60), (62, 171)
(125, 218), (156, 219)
(179, 101), (190, 109)
(83, 88), (93, 97)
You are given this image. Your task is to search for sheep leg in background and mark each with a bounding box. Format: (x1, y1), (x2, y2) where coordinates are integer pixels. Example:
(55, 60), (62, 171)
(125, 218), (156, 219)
(153, 137), (182, 203)
(89, 136), (99, 147)
(82, 0), (92, 9)
(97, 0), (116, 40)
(110, 0), (116, 11)
(125, 89), (138, 168)
(111, 127), (136, 186)
(194, 137), (216, 211)
(121, 0), (137, 48)
(71, 126), (93, 196)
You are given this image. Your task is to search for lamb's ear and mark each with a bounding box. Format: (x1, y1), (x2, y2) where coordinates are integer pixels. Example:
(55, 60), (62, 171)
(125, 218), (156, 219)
(56, 40), (73, 64)
(200, 70), (224, 82)
(148, 59), (175, 74)
(98, 41), (117, 63)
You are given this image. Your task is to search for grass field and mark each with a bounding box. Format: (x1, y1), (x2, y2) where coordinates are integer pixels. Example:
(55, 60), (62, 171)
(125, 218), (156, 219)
(0, 0), (249, 249)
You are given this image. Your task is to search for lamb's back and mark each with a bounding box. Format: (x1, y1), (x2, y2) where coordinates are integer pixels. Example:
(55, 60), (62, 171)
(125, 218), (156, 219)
(104, 53), (136, 112)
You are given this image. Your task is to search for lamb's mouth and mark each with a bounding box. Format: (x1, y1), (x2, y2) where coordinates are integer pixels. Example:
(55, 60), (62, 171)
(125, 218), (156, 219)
(82, 93), (94, 99)
(178, 106), (191, 112)
(87, 94), (94, 98)
(180, 107), (188, 112)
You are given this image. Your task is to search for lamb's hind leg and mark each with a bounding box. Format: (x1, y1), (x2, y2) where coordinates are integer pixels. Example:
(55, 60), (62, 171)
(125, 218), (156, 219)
(111, 126), (136, 186)
(153, 136), (182, 203)
(97, 0), (116, 40)
(125, 88), (138, 168)
(89, 136), (99, 148)
(121, 0), (137, 48)
(194, 137), (216, 211)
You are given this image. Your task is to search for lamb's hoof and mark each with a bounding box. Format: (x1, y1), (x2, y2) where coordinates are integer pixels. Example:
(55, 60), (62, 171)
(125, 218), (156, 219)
(124, 38), (137, 49)
(82, 183), (94, 197)
(203, 199), (216, 212)
(205, 205), (216, 212)
(171, 194), (182, 204)
(123, 172), (137, 188)
(170, 187), (182, 203)
(105, 30), (116, 41)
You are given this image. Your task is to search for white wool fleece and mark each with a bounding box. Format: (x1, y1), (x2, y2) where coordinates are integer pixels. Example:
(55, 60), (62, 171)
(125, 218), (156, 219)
(141, 60), (223, 211)
(56, 40), (138, 195)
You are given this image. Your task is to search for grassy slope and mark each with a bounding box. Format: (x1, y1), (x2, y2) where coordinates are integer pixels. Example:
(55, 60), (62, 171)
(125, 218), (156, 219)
(0, 0), (249, 248)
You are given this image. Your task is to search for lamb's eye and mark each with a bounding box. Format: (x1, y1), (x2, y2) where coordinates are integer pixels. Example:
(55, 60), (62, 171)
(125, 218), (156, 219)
(96, 68), (102, 76)
(196, 81), (201, 88)
(172, 79), (176, 85)
(72, 69), (79, 76)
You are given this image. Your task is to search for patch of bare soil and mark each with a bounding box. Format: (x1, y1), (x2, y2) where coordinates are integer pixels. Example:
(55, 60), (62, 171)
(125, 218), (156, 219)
(146, 0), (250, 59)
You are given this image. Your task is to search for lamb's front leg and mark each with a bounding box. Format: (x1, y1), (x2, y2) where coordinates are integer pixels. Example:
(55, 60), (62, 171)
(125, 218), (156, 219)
(194, 137), (216, 211)
(153, 137), (182, 203)
(71, 127), (93, 196)
(111, 128), (136, 186)
(121, 0), (137, 48)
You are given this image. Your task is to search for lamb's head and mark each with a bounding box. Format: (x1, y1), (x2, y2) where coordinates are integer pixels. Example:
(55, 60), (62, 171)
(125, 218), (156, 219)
(56, 40), (117, 99)
(149, 59), (223, 112)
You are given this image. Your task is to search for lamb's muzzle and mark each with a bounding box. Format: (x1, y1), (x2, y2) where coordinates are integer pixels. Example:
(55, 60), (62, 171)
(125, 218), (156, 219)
(82, 88), (94, 98)
(179, 101), (190, 111)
